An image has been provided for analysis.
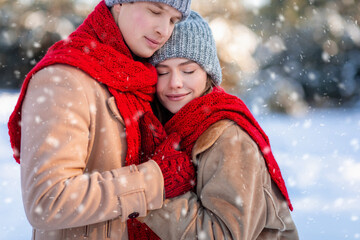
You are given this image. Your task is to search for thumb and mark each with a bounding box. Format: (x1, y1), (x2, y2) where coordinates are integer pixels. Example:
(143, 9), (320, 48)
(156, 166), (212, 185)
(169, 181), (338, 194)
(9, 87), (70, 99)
(141, 111), (167, 142)
(140, 111), (159, 127)
(164, 132), (181, 151)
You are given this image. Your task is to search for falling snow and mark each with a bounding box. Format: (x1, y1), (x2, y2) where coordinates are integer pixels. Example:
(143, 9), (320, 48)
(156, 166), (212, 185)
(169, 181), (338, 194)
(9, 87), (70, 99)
(45, 136), (60, 148)
(0, 90), (359, 239)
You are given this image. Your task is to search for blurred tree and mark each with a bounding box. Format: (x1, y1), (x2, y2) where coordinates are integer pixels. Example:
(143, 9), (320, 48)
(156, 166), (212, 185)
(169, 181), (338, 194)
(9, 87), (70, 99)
(192, 0), (254, 90)
(193, 0), (360, 114)
(251, 0), (360, 110)
(0, 0), (90, 88)
(1, 0), (359, 114)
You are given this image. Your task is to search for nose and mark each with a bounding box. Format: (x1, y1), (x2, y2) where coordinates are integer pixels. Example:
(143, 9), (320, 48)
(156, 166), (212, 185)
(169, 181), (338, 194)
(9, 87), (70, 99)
(169, 71), (183, 89)
(155, 19), (171, 38)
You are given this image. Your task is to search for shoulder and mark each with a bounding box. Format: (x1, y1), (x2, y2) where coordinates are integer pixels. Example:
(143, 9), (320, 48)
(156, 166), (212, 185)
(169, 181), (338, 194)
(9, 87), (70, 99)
(192, 120), (231, 158)
(192, 119), (258, 159)
(31, 64), (103, 90)
(32, 64), (85, 81)
(28, 64), (110, 100)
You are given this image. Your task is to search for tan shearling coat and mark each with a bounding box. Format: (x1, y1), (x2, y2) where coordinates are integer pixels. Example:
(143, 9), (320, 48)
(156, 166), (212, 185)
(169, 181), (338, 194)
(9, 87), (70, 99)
(20, 64), (164, 240)
(144, 120), (299, 239)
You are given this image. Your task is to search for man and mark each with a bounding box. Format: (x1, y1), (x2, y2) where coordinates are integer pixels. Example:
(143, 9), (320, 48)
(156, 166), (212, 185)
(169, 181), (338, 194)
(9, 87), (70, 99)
(8, 0), (192, 239)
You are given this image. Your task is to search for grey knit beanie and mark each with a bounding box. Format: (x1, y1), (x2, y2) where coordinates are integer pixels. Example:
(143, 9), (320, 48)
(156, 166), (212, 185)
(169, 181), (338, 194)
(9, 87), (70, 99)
(105, 0), (191, 20)
(149, 11), (222, 85)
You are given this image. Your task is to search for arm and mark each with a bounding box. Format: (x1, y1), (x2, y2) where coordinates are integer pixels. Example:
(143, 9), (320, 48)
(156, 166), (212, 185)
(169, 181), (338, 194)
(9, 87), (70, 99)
(139, 111), (196, 199)
(144, 123), (298, 239)
(20, 66), (163, 230)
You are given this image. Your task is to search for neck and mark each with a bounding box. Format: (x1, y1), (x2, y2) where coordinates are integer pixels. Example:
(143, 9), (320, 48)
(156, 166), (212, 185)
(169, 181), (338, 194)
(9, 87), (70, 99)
(152, 97), (174, 125)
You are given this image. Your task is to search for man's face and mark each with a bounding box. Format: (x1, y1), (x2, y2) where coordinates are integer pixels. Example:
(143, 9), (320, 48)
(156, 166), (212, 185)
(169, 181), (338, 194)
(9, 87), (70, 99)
(112, 2), (182, 58)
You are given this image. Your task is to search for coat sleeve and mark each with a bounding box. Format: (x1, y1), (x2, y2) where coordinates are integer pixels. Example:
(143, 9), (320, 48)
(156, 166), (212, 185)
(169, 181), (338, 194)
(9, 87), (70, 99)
(143, 122), (298, 240)
(20, 66), (164, 230)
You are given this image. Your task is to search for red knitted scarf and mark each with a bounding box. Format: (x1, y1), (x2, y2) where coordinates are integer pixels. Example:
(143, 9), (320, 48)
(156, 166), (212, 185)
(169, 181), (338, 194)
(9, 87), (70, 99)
(8, 0), (157, 166)
(164, 87), (293, 211)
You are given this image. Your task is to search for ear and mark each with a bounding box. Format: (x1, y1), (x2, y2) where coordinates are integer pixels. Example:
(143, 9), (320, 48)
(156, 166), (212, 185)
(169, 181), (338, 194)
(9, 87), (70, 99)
(110, 3), (122, 21)
(111, 3), (122, 14)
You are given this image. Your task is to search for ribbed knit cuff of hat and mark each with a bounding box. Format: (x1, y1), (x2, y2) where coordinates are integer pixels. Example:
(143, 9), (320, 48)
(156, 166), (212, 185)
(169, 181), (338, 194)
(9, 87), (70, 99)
(104, 0), (191, 20)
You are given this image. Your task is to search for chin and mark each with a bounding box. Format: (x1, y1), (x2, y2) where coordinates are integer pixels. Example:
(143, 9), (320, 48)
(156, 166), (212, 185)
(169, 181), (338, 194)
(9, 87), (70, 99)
(145, 48), (158, 58)
(166, 106), (177, 114)
(170, 106), (182, 114)
(137, 53), (152, 58)
(133, 49), (154, 59)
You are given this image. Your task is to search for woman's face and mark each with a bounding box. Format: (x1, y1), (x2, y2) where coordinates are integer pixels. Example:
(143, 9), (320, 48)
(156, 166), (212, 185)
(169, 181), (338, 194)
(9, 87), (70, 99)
(156, 58), (207, 114)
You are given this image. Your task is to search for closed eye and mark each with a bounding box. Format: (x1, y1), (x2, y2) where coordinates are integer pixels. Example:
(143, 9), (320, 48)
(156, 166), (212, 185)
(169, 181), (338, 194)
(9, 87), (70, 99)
(157, 72), (169, 76)
(170, 17), (180, 25)
(149, 9), (160, 15)
(148, 5), (162, 15)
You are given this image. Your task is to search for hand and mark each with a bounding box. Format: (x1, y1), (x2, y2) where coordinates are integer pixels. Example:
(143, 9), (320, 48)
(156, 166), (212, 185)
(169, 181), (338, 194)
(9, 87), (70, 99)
(150, 132), (196, 199)
(139, 111), (167, 162)
(139, 112), (196, 198)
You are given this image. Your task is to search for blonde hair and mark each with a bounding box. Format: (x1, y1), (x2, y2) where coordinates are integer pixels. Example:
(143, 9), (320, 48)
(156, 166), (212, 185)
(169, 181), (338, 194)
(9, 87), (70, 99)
(202, 74), (215, 96)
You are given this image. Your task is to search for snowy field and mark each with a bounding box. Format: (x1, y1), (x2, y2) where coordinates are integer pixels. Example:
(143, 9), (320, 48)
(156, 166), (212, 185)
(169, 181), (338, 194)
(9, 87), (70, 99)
(0, 89), (359, 240)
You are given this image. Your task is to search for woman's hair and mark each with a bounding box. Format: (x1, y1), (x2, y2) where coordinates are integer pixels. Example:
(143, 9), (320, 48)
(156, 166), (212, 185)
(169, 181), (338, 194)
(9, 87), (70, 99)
(203, 75), (216, 96)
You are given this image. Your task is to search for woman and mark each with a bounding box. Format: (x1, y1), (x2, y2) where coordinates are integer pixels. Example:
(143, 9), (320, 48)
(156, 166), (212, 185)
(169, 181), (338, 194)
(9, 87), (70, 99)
(139, 11), (299, 239)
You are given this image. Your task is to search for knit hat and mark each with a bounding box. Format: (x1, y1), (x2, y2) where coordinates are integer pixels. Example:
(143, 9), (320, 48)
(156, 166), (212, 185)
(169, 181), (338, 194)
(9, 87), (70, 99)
(149, 11), (222, 85)
(104, 0), (191, 20)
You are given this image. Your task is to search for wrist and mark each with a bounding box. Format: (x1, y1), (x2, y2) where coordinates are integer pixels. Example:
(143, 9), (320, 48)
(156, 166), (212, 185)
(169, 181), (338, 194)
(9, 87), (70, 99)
(138, 160), (164, 210)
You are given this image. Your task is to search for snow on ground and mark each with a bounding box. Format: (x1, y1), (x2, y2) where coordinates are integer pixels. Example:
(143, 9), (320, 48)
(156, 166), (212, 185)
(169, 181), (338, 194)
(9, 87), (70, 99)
(0, 90), (32, 240)
(258, 107), (360, 239)
(0, 90), (359, 240)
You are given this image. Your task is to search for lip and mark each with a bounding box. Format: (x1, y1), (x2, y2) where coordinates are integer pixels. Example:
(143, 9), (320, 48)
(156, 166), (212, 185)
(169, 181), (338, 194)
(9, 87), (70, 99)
(166, 93), (190, 101)
(145, 37), (160, 49)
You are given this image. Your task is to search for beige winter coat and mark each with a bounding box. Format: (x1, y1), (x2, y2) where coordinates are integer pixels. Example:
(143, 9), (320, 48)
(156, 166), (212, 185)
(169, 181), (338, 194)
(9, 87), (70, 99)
(20, 64), (164, 240)
(144, 120), (299, 239)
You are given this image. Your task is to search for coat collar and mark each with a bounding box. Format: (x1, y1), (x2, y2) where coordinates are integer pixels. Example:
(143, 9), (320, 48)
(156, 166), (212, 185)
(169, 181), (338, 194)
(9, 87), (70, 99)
(192, 119), (234, 161)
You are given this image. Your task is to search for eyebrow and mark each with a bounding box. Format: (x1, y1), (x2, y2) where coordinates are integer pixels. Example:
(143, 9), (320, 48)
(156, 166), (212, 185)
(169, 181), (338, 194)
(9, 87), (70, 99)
(152, 2), (164, 10)
(157, 60), (195, 68)
(179, 60), (195, 66)
(152, 2), (182, 21)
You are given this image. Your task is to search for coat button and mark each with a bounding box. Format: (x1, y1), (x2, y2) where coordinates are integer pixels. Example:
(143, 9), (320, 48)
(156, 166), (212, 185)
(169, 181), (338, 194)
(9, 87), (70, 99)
(128, 212), (140, 219)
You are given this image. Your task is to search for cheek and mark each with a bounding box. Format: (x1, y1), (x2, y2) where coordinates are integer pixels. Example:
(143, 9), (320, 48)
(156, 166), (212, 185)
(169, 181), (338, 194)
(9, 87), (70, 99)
(191, 75), (207, 96)
(132, 12), (153, 30)
(156, 78), (166, 95)
(164, 25), (175, 41)
(132, 18), (146, 32)
(156, 81), (168, 107)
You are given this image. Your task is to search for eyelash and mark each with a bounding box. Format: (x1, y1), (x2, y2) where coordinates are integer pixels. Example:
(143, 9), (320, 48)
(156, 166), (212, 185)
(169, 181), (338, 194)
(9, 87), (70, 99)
(149, 9), (178, 24)
(157, 70), (195, 76)
(149, 9), (160, 15)
(158, 72), (168, 76)
(171, 18), (179, 24)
